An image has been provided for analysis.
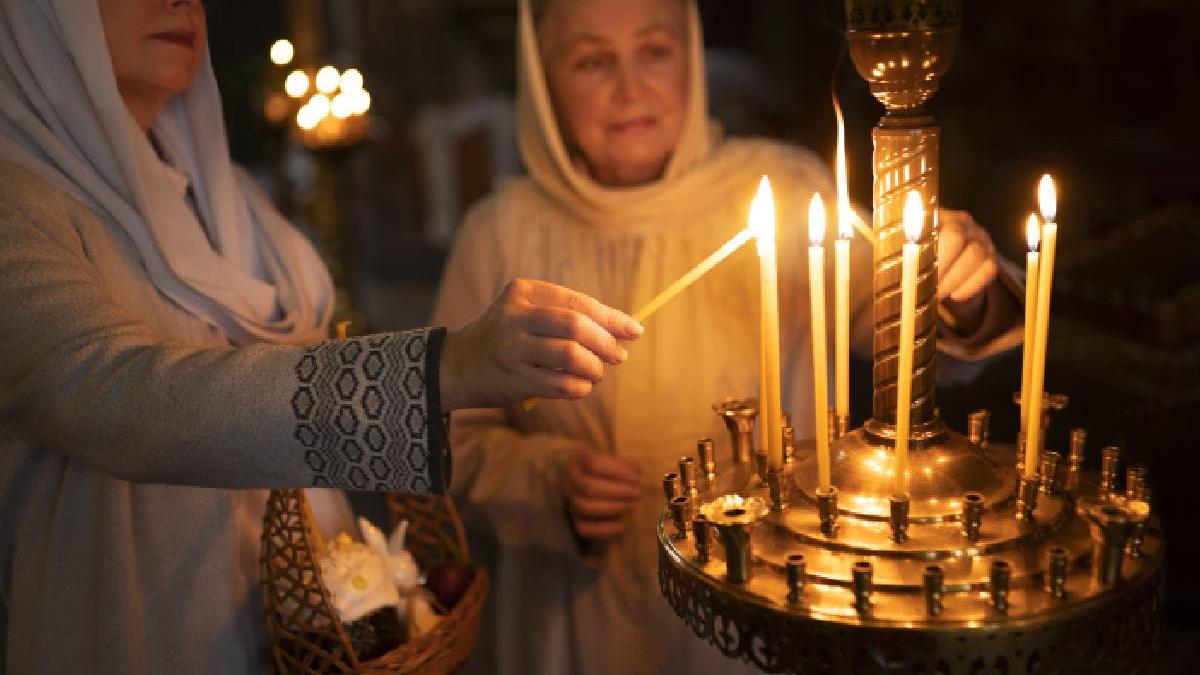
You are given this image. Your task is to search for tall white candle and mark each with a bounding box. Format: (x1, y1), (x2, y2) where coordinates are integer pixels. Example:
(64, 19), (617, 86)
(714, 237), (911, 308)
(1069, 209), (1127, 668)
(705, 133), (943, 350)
(894, 191), (924, 496)
(808, 193), (832, 490)
(751, 177), (784, 469)
(833, 98), (852, 420)
(1025, 175), (1058, 477)
(1018, 213), (1041, 439)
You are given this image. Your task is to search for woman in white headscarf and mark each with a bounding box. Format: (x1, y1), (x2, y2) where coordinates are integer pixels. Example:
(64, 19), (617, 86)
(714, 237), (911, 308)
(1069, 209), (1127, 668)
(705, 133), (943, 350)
(432, 0), (1022, 673)
(0, 1), (644, 673)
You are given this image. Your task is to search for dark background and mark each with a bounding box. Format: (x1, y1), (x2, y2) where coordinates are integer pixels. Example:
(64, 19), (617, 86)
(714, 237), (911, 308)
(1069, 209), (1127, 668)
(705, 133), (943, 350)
(208, 0), (1199, 670)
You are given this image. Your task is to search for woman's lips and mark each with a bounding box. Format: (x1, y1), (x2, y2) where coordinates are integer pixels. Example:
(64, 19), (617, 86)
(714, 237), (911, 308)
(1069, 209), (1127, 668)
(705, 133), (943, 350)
(608, 116), (657, 134)
(149, 31), (195, 49)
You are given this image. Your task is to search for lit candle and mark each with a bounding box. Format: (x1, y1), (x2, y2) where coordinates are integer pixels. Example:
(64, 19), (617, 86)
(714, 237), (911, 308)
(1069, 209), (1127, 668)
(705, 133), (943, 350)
(751, 176), (784, 469)
(808, 193), (832, 489)
(1018, 213), (1040, 439)
(1024, 175), (1058, 477)
(894, 191), (924, 496)
(833, 99), (853, 423)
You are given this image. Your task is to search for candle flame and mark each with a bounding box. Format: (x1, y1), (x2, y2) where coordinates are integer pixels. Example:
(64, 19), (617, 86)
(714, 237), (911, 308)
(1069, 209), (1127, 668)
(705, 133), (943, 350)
(833, 95), (853, 240)
(1038, 174), (1057, 223)
(1025, 212), (1041, 252)
(808, 192), (826, 246)
(902, 191), (924, 243)
(751, 175), (776, 256)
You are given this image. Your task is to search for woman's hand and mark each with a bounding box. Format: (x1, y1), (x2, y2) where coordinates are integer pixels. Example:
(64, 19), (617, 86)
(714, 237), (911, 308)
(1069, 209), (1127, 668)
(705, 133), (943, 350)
(563, 450), (643, 540)
(937, 209), (998, 333)
(439, 278), (643, 410)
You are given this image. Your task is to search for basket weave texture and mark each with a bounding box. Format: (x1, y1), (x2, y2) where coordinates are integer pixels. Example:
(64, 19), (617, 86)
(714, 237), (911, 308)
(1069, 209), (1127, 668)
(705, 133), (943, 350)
(260, 489), (488, 674)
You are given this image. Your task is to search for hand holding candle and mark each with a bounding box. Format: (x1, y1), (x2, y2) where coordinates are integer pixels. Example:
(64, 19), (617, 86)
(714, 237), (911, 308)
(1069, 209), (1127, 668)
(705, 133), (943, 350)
(894, 191), (924, 497)
(808, 193), (832, 490)
(1024, 175), (1058, 477)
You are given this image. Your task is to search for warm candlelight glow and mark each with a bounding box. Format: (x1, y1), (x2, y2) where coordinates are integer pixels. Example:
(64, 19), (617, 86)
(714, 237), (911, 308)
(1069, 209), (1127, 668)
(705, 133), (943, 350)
(894, 190), (923, 496)
(296, 104), (321, 130)
(903, 190), (924, 243)
(316, 66), (341, 95)
(808, 192), (832, 489)
(832, 98), (854, 423)
(753, 176), (784, 470)
(808, 192), (826, 245)
(308, 94), (331, 119)
(751, 176), (777, 255)
(833, 97), (853, 240)
(1025, 174), (1059, 477)
(284, 70), (309, 98)
(331, 93), (355, 119)
(1019, 213), (1040, 439)
(340, 68), (365, 93)
(270, 39), (295, 66)
(1026, 213), (1041, 252)
(1038, 174), (1057, 223)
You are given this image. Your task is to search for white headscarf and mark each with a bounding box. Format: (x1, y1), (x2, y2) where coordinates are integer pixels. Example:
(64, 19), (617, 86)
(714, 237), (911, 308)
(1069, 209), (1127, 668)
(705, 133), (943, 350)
(517, 0), (780, 226)
(0, 0), (333, 346)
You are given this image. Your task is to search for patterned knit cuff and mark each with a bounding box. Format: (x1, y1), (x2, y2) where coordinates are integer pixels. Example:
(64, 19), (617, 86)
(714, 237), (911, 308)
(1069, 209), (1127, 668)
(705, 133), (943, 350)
(292, 328), (449, 494)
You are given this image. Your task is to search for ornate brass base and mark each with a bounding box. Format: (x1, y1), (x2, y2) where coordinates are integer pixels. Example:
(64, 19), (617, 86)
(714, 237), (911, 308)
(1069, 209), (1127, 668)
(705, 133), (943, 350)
(656, 443), (1164, 675)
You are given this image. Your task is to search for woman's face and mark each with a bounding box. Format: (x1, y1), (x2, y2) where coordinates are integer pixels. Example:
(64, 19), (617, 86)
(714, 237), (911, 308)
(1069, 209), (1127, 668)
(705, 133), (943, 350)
(541, 0), (688, 187)
(98, 0), (206, 130)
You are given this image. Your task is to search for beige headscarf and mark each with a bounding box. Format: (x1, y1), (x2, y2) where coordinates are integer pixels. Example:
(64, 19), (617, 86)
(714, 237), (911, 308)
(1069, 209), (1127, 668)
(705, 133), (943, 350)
(0, 0), (333, 346)
(517, 0), (773, 225)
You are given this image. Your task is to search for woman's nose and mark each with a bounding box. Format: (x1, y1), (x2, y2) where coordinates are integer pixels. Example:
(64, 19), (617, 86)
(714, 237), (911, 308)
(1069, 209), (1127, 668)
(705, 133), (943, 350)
(613, 64), (646, 104)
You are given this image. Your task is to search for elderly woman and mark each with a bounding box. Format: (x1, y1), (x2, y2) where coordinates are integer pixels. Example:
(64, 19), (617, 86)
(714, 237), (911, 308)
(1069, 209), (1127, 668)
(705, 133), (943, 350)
(0, 1), (642, 673)
(432, 0), (1022, 673)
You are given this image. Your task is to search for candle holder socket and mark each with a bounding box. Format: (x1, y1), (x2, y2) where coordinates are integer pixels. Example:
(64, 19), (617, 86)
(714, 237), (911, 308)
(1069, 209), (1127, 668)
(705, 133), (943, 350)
(1066, 428), (1087, 493)
(990, 560), (1011, 612)
(1040, 451), (1061, 494)
(786, 554), (806, 604)
(766, 467), (788, 511)
(1017, 477), (1039, 521)
(816, 486), (839, 537)
(678, 456), (698, 496)
(923, 565), (945, 616)
(713, 398), (758, 466)
(1100, 446), (1121, 500)
(1048, 546), (1069, 599)
(697, 437), (717, 482)
(662, 472), (680, 505)
(669, 496), (691, 540)
(967, 409), (990, 449)
(962, 491), (984, 543)
(852, 561), (873, 615)
(889, 493), (911, 544)
(692, 515), (710, 563)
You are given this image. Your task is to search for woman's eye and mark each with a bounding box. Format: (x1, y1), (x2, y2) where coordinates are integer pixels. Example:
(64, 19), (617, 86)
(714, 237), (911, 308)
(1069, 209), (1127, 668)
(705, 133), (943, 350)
(574, 53), (612, 72)
(641, 43), (675, 62)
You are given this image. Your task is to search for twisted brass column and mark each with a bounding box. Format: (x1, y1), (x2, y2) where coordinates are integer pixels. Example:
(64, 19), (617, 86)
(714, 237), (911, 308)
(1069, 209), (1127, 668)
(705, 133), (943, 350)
(846, 0), (960, 442)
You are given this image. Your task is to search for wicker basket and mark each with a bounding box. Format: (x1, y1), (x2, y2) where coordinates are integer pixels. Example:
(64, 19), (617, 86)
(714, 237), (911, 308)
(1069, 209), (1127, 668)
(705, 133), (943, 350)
(260, 489), (489, 674)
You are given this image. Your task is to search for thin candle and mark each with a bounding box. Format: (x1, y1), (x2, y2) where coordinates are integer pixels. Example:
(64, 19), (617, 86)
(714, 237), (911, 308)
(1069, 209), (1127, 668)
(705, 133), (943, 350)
(833, 96), (853, 422)
(751, 176), (784, 469)
(632, 226), (755, 323)
(1018, 214), (1040, 438)
(894, 191), (923, 496)
(808, 193), (832, 489)
(522, 224), (756, 412)
(1024, 175), (1059, 478)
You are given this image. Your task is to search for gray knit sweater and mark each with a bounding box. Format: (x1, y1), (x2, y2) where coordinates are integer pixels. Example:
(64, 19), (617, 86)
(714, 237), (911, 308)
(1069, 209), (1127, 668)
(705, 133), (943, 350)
(0, 160), (449, 674)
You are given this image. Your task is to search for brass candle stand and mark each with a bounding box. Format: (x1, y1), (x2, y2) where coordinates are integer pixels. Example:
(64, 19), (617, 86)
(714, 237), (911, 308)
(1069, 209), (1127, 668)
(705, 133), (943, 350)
(655, 2), (1164, 673)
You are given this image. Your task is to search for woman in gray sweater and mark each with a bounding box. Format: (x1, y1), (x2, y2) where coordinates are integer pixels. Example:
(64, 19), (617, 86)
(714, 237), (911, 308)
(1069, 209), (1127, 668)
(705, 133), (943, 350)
(0, 0), (641, 673)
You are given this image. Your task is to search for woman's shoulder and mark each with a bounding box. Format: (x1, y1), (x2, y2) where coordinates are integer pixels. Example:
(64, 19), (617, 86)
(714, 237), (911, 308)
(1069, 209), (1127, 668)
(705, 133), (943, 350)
(458, 176), (564, 238)
(0, 160), (93, 247)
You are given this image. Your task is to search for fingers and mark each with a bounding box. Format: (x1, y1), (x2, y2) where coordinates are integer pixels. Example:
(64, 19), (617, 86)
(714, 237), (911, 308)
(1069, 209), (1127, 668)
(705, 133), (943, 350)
(524, 307), (627, 366)
(576, 451), (643, 484)
(520, 335), (606, 383)
(571, 517), (626, 539)
(565, 464), (643, 500)
(522, 364), (594, 399)
(512, 278), (644, 341)
(936, 214), (965, 295)
(949, 256), (997, 302)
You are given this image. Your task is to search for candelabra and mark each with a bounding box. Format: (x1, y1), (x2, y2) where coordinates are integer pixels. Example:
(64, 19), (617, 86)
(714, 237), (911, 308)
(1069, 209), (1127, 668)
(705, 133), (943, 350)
(655, 2), (1163, 673)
